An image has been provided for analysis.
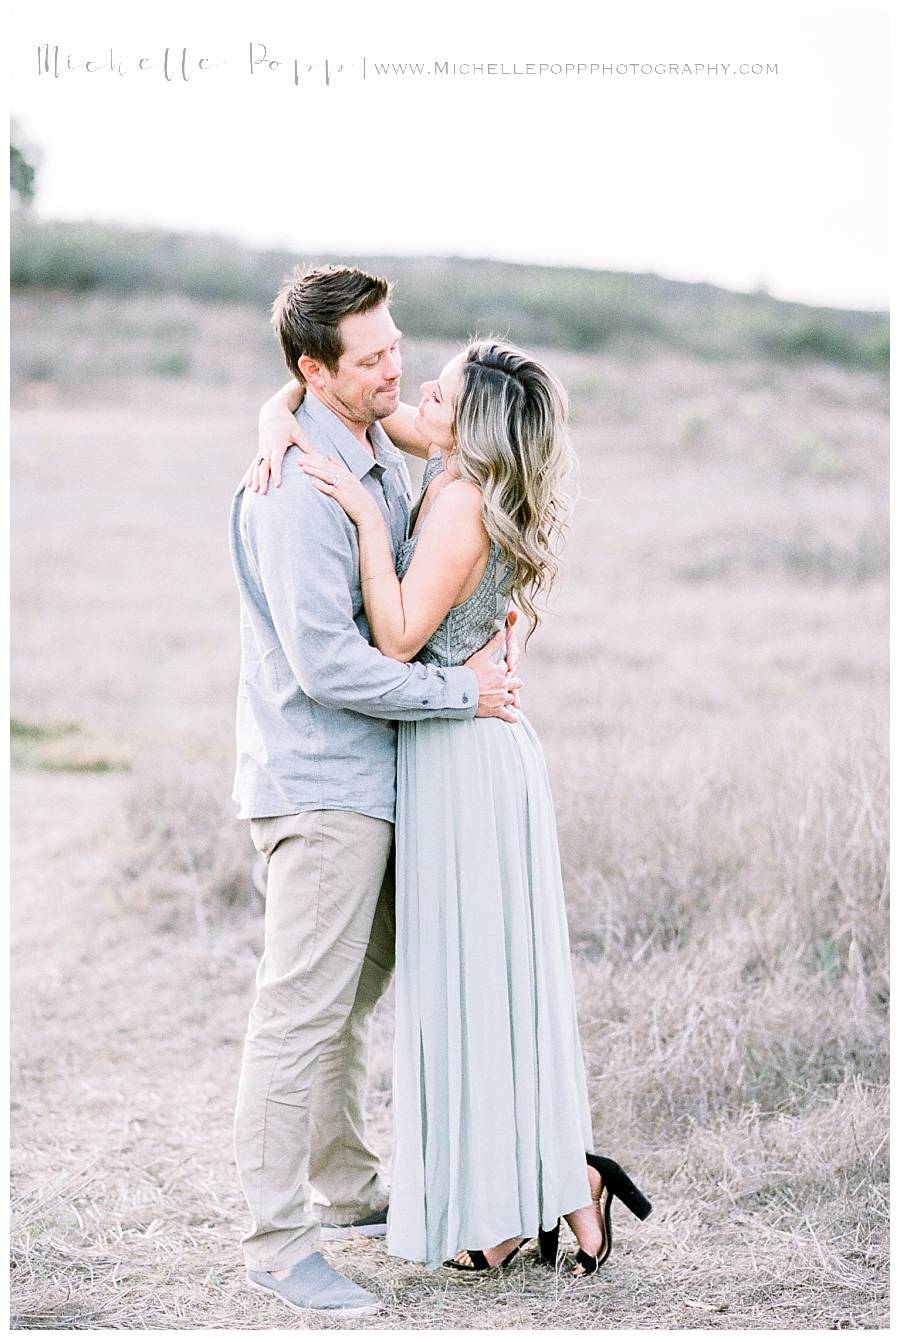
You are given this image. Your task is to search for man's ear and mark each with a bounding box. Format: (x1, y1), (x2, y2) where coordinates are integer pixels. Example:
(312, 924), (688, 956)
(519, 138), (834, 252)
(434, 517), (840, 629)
(297, 354), (325, 388)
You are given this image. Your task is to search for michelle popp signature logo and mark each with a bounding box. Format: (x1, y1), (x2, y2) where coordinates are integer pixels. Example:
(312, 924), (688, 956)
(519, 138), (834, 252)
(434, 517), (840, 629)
(34, 43), (778, 86)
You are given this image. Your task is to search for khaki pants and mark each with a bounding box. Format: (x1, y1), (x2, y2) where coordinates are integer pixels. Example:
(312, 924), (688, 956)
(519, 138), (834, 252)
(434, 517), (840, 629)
(233, 809), (395, 1271)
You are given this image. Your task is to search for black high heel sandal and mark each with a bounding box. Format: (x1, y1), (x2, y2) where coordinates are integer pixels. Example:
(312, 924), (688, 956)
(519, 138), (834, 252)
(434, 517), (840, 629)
(538, 1222), (560, 1266)
(444, 1237), (531, 1272)
(539, 1152), (652, 1275)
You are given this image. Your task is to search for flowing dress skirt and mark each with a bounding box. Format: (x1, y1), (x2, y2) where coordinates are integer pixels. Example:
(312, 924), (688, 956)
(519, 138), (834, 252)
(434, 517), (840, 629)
(388, 711), (594, 1269)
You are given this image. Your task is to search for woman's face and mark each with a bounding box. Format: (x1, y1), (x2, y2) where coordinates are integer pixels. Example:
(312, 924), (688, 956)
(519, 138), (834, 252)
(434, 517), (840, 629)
(415, 353), (464, 450)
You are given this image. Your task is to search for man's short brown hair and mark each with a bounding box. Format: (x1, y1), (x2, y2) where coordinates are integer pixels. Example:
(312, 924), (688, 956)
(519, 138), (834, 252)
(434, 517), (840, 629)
(270, 264), (393, 381)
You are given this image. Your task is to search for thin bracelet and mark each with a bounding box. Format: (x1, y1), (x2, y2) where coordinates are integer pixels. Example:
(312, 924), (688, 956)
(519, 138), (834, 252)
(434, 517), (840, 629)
(361, 569), (396, 585)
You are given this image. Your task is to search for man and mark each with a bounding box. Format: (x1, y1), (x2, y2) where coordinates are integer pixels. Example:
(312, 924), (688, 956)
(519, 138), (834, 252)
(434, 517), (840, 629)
(229, 264), (521, 1318)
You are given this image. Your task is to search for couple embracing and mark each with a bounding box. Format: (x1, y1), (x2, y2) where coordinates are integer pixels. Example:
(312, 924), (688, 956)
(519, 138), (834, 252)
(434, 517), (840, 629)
(228, 263), (651, 1319)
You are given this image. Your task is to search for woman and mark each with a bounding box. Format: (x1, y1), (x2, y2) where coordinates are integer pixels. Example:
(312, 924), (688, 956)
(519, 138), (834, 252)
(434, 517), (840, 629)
(250, 339), (651, 1276)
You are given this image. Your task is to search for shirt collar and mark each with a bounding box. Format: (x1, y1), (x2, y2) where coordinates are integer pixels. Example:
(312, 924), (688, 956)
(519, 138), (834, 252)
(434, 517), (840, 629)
(299, 390), (396, 480)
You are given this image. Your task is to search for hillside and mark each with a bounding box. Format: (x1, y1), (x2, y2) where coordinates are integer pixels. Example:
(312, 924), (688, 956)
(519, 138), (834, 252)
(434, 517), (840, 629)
(10, 214), (889, 369)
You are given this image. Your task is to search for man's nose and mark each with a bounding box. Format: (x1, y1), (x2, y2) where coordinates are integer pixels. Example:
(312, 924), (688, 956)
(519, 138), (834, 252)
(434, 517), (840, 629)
(384, 355), (402, 380)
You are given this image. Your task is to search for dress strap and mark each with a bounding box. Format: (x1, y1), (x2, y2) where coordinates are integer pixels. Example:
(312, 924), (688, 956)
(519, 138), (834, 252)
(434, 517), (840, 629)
(421, 454), (444, 488)
(408, 454), (445, 534)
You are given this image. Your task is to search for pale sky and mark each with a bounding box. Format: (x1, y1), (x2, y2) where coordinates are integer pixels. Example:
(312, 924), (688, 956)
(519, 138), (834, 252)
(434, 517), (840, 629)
(9, 1), (890, 311)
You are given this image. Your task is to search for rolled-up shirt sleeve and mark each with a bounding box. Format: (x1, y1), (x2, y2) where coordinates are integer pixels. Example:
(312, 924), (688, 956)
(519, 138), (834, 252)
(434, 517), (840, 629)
(240, 479), (479, 721)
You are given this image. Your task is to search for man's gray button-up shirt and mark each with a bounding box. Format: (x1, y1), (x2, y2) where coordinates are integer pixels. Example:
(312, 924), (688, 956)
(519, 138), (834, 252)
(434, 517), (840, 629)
(229, 390), (479, 822)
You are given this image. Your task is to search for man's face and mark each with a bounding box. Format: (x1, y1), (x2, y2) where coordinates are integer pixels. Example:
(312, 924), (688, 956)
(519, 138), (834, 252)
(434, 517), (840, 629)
(318, 304), (402, 425)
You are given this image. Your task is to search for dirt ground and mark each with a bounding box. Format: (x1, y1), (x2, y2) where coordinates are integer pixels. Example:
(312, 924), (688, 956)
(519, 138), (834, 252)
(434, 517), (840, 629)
(11, 764), (886, 1331)
(9, 297), (889, 1330)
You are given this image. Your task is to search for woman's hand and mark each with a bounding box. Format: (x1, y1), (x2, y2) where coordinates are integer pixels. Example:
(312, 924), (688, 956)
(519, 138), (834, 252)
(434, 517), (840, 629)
(299, 450), (379, 526)
(246, 386), (308, 493)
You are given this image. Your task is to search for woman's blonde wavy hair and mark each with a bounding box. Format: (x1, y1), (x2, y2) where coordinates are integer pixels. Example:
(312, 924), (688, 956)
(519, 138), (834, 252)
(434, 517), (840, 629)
(450, 339), (577, 642)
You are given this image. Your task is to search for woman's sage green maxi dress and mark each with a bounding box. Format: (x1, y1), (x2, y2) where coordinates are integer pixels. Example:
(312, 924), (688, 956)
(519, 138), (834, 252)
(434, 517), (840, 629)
(387, 455), (594, 1271)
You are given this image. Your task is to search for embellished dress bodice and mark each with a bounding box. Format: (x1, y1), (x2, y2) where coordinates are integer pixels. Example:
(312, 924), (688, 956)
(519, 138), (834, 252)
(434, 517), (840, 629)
(394, 455), (514, 668)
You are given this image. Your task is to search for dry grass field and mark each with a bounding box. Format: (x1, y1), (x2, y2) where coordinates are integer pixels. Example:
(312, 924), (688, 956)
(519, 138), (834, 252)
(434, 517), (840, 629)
(10, 289), (889, 1330)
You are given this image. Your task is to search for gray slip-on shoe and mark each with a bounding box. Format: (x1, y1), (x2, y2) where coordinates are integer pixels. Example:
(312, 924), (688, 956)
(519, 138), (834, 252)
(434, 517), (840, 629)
(319, 1205), (388, 1240)
(247, 1252), (381, 1317)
